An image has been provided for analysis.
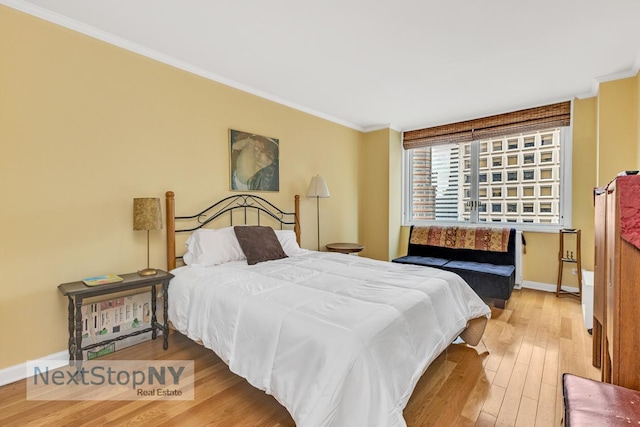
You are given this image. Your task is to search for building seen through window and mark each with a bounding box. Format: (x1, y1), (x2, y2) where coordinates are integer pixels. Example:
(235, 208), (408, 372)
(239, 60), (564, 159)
(406, 128), (563, 225)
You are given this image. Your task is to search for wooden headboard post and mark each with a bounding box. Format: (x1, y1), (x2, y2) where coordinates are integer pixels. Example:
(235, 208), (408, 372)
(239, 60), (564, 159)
(166, 191), (176, 271)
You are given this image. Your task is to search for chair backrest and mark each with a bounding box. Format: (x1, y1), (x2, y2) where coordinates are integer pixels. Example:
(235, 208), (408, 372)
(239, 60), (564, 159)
(407, 226), (516, 266)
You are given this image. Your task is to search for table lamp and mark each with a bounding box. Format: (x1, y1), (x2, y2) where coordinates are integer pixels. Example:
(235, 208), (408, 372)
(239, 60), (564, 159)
(133, 197), (162, 276)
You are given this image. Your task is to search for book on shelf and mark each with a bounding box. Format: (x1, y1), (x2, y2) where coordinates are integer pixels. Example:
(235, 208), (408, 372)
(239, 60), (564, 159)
(82, 274), (123, 286)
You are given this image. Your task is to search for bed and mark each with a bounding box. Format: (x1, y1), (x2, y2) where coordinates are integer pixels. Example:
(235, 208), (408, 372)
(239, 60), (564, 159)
(165, 191), (491, 427)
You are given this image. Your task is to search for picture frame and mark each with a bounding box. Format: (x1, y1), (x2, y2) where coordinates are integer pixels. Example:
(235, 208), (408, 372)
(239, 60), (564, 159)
(229, 129), (280, 192)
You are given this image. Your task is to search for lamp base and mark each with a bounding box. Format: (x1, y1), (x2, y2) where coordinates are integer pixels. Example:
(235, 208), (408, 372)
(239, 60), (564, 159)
(137, 268), (158, 277)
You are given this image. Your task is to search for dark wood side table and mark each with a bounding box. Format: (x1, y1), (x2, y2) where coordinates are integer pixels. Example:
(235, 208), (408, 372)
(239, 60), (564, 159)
(326, 242), (365, 254)
(58, 270), (173, 366)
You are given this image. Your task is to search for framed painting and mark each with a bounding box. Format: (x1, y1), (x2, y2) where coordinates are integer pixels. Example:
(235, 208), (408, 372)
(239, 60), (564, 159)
(229, 129), (279, 192)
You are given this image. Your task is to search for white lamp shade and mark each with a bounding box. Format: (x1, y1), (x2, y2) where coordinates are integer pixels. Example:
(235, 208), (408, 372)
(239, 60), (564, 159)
(307, 175), (330, 198)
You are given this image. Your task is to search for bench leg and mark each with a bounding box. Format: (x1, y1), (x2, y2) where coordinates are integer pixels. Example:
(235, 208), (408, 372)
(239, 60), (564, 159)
(493, 299), (506, 309)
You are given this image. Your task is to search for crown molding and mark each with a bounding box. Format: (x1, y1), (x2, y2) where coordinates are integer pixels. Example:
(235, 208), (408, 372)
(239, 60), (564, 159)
(576, 50), (640, 99)
(362, 123), (402, 133)
(1, 0), (366, 132)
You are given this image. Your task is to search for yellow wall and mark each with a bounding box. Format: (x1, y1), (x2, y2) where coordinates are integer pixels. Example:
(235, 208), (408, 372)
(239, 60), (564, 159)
(360, 129), (390, 260)
(571, 97), (598, 272)
(0, 6), (363, 369)
(638, 72), (640, 167)
(597, 77), (638, 186)
(359, 128), (404, 261)
(388, 129), (403, 260)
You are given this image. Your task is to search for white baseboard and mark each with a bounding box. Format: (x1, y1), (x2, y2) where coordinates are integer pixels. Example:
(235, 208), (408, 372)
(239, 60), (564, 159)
(0, 350), (68, 387)
(521, 280), (580, 294)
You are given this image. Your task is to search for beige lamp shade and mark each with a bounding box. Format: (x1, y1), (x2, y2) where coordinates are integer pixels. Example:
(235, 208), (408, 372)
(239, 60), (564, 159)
(307, 175), (331, 198)
(307, 175), (330, 251)
(133, 198), (162, 231)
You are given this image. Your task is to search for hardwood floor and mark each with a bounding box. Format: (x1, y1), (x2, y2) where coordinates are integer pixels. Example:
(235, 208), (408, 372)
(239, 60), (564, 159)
(0, 288), (598, 426)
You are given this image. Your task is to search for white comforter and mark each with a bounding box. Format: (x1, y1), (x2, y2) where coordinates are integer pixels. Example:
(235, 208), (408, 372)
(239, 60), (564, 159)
(169, 252), (490, 427)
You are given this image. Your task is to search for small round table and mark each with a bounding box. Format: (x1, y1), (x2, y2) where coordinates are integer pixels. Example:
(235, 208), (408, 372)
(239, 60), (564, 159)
(325, 242), (365, 255)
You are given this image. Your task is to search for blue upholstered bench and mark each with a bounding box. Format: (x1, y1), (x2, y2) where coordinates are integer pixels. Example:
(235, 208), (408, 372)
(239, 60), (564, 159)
(393, 226), (516, 308)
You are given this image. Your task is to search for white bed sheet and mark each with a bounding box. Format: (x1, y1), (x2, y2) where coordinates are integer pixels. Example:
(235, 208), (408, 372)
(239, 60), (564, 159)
(169, 252), (491, 427)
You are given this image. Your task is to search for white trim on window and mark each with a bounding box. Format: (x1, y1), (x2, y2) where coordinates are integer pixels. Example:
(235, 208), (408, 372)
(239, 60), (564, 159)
(402, 124), (573, 233)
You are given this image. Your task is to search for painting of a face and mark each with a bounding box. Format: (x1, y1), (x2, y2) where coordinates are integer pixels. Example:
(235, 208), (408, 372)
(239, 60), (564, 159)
(230, 129), (279, 192)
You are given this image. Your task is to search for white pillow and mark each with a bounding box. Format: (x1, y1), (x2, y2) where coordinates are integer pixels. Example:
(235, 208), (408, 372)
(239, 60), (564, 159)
(275, 229), (306, 256)
(183, 227), (246, 266)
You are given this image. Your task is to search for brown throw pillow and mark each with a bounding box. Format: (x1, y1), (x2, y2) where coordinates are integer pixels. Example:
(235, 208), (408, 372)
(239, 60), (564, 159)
(233, 226), (288, 265)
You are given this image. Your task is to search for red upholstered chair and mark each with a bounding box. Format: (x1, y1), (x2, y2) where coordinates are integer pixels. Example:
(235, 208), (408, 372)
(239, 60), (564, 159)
(562, 373), (640, 426)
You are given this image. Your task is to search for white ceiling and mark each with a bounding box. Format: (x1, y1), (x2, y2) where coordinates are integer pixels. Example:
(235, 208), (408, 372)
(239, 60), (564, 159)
(7, 0), (640, 131)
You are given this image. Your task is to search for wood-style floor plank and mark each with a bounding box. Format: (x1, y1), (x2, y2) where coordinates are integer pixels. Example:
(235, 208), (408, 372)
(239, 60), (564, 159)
(0, 288), (598, 426)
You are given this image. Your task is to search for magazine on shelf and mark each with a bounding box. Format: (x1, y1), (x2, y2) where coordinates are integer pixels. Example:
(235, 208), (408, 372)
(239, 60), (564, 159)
(82, 274), (123, 286)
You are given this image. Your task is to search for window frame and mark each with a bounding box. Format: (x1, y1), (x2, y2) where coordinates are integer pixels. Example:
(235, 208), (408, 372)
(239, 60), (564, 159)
(401, 126), (572, 232)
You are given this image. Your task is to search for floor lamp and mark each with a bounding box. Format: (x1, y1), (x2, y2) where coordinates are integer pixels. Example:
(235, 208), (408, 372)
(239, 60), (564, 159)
(307, 175), (330, 251)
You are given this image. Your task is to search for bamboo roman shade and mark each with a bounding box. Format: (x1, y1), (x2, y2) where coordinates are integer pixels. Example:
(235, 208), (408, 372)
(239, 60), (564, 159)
(403, 101), (571, 150)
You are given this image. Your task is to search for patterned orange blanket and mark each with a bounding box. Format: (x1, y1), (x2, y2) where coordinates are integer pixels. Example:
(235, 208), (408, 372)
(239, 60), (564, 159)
(410, 226), (511, 252)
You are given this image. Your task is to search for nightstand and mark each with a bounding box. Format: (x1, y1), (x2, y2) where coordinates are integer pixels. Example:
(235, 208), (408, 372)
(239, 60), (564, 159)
(58, 270), (173, 366)
(325, 242), (365, 255)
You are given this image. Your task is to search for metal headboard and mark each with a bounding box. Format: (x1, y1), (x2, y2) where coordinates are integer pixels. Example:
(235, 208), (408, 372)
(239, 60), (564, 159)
(165, 191), (301, 270)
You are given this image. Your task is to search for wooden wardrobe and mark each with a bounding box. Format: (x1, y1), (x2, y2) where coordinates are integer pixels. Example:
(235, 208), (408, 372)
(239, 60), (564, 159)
(593, 174), (640, 390)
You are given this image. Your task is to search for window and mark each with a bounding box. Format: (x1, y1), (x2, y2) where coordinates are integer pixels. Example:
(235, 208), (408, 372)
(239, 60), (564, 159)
(541, 134), (553, 146)
(402, 101), (571, 229)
